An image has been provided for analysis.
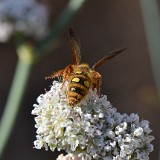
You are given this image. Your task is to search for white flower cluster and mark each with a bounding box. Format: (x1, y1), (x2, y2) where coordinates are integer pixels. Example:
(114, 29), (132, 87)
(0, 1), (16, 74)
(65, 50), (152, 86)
(32, 81), (154, 160)
(57, 153), (80, 160)
(0, 0), (49, 42)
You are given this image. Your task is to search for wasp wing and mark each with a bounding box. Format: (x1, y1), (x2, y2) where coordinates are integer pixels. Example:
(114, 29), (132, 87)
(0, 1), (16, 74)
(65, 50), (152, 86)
(69, 27), (81, 65)
(92, 48), (127, 69)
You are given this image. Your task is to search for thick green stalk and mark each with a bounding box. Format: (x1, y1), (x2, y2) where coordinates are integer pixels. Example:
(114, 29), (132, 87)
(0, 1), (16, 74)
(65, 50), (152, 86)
(140, 0), (160, 96)
(0, 44), (35, 158)
(36, 0), (86, 55)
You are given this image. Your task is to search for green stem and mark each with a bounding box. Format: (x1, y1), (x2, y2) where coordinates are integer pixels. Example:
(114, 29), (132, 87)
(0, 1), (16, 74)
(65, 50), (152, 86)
(0, 44), (35, 158)
(36, 0), (86, 56)
(140, 0), (160, 96)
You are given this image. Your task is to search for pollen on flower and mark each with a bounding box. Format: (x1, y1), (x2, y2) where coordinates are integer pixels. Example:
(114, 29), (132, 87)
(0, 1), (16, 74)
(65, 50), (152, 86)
(32, 81), (154, 160)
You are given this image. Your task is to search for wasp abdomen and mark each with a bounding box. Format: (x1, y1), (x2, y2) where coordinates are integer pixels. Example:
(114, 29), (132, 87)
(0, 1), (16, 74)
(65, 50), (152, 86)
(68, 75), (90, 105)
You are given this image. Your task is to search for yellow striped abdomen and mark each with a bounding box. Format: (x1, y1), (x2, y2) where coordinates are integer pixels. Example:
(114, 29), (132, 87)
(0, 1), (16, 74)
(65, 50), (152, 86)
(68, 75), (90, 106)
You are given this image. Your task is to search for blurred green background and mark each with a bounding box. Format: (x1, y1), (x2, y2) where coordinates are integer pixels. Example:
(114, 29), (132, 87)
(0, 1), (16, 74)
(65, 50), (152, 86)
(0, 0), (160, 160)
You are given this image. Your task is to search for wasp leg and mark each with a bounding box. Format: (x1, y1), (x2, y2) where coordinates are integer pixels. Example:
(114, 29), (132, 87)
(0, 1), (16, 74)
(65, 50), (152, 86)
(60, 65), (74, 89)
(45, 69), (64, 82)
(91, 71), (102, 94)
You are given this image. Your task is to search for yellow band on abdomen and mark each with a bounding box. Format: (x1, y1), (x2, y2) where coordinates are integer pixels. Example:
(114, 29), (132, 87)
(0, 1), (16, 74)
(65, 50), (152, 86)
(71, 77), (80, 82)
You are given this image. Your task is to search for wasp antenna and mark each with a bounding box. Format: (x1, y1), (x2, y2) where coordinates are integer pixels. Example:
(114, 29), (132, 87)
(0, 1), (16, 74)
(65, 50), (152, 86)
(92, 47), (127, 69)
(45, 76), (52, 80)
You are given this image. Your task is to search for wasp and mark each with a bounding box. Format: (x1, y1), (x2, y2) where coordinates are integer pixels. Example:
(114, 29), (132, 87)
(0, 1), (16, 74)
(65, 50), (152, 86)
(46, 28), (126, 106)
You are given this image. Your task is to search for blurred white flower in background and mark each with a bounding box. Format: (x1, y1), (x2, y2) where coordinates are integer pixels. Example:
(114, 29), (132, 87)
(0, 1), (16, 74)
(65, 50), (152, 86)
(32, 81), (154, 160)
(0, 0), (49, 42)
(0, 21), (13, 42)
